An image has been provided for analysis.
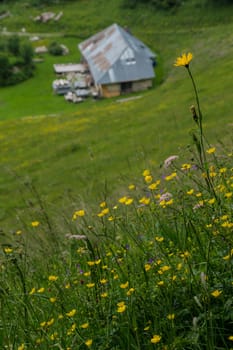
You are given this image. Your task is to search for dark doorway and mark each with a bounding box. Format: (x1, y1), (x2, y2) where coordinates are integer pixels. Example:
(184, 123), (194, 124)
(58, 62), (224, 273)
(121, 81), (132, 94)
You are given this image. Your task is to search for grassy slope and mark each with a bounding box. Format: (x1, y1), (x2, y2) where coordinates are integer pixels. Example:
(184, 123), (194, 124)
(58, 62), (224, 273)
(0, 0), (233, 227)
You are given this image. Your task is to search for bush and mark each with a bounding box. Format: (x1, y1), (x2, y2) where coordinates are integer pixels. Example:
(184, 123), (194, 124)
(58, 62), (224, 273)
(48, 41), (64, 56)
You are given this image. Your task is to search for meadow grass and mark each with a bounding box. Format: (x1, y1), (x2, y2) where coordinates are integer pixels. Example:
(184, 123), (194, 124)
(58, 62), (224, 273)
(0, 2), (233, 346)
(0, 49), (233, 349)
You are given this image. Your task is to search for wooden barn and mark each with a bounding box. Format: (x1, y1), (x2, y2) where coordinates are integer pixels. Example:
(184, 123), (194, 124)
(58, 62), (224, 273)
(78, 24), (156, 98)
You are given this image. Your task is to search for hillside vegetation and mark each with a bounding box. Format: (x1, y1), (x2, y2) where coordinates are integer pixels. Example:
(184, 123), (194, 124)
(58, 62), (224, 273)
(0, 1), (233, 349)
(0, 0), (232, 228)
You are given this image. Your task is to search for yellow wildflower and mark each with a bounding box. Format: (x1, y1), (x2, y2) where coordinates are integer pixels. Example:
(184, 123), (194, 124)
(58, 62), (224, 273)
(47, 318), (54, 326)
(48, 275), (58, 282)
(145, 264), (152, 272)
(85, 339), (93, 347)
(187, 189), (194, 195)
(117, 301), (126, 313)
(208, 198), (216, 205)
(211, 290), (222, 298)
(4, 247), (13, 254)
(143, 169), (150, 176)
(18, 344), (25, 350)
(155, 236), (164, 242)
(128, 184), (135, 190)
(126, 288), (135, 296)
(120, 281), (129, 289)
(157, 281), (164, 286)
(81, 322), (89, 329)
(31, 221), (40, 227)
(125, 198), (134, 205)
(66, 309), (77, 317)
(181, 163), (191, 170)
(101, 292), (108, 298)
(206, 147), (216, 154)
(37, 287), (45, 293)
(29, 287), (36, 295)
(100, 278), (107, 284)
(167, 314), (175, 320)
(86, 283), (95, 288)
(151, 334), (162, 344)
(174, 52), (193, 67)
(49, 297), (57, 303)
(118, 196), (127, 204)
(145, 175), (153, 183)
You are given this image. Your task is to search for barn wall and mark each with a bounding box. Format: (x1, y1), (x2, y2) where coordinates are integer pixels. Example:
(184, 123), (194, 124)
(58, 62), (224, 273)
(101, 84), (121, 98)
(132, 79), (153, 92)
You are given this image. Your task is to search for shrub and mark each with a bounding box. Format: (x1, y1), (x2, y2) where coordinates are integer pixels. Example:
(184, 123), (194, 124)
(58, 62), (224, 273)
(48, 41), (64, 56)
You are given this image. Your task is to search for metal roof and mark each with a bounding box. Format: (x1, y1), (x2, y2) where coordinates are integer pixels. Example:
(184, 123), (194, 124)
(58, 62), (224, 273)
(54, 63), (87, 74)
(78, 23), (156, 85)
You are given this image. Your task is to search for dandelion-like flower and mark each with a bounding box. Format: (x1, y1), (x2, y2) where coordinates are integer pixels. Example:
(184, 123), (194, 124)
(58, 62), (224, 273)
(174, 52), (193, 67)
(151, 334), (161, 344)
(211, 290), (222, 298)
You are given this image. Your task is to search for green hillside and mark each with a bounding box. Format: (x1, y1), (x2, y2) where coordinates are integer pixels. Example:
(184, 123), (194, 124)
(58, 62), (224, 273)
(0, 0), (233, 228)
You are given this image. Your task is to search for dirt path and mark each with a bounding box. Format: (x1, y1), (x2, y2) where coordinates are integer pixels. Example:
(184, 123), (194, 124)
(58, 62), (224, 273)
(0, 30), (64, 37)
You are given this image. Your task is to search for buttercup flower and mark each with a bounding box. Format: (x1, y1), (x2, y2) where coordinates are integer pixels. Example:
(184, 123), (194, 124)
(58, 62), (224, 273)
(211, 290), (222, 298)
(174, 52), (193, 67)
(151, 334), (161, 344)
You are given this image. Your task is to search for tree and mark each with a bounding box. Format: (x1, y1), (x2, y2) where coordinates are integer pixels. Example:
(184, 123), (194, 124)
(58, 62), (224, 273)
(20, 43), (34, 66)
(7, 35), (20, 56)
(0, 54), (11, 86)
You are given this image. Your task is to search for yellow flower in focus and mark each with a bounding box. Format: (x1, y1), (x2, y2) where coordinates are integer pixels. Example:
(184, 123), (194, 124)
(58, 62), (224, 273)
(174, 52), (193, 67)
(211, 290), (222, 298)
(151, 334), (162, 344)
